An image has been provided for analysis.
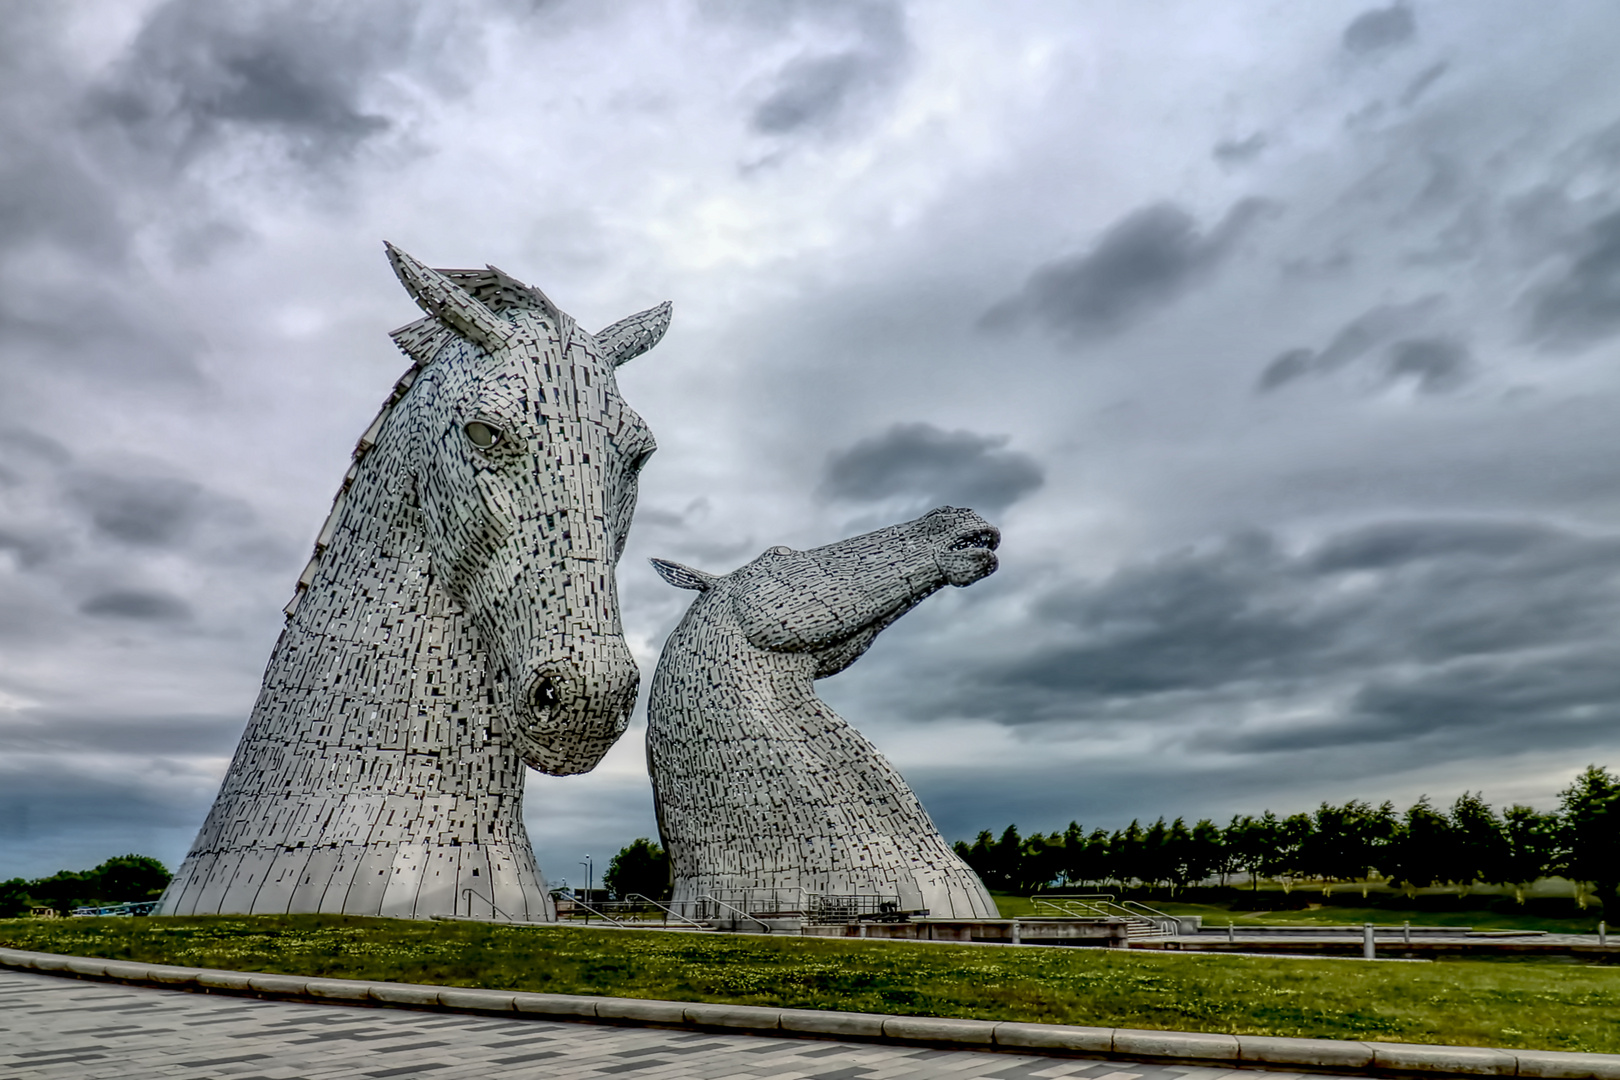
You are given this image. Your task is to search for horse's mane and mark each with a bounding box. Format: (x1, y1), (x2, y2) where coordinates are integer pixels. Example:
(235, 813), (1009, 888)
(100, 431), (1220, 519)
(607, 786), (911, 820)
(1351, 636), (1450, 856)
(281, 266), (569, 618)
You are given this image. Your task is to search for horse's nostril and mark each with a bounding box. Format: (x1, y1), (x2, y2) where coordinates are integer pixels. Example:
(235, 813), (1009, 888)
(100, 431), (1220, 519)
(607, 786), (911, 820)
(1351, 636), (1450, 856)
(531, 676), (560, 712)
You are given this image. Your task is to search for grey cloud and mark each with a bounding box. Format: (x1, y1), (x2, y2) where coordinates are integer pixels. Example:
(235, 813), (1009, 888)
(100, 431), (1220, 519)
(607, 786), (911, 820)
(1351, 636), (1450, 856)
(1342, 4), (1416, 56)
(1384, 336), (1471, 393)
(1308, 519), (1566, 571)
(68, 473), (210, 547)
(1400, 61), (1449, 107)
(1218, 648), (1620, 756)
(80, 589), (194, 622)
(820, 423), (1044, 516)
(85, 0), (419, 168)
(1257, 295), (1447, 391)
(749, 0), (908, 137)
(917, 519), (1620, 742)
(754, 54), (878, 134)
(1525, 210), (1620, 350)
(984, 200), (1273, 341)
(1213, 133), (1267, 168)
(0, 710), (240, 757)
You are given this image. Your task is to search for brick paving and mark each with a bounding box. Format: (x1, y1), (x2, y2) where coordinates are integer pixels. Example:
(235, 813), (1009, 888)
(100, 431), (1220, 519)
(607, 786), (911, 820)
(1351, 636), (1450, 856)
(0, 969), (1336, 1080)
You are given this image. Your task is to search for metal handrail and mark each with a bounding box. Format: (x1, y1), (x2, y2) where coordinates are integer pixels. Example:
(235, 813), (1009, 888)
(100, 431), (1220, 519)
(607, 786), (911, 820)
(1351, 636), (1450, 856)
(1119, 899), (1181, 933)
(557, 891), (628, 927)
(462, 888), (517, 923)
(1032, 893), (1173, 936)
(697, 894), (772, 933)
(1032, 897), (1116, 920)
(624, 893), (709, 929)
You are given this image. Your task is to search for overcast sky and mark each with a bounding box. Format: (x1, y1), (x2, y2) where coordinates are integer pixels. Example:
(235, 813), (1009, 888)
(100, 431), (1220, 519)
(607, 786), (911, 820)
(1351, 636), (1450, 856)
(4, 0), (1620, 884)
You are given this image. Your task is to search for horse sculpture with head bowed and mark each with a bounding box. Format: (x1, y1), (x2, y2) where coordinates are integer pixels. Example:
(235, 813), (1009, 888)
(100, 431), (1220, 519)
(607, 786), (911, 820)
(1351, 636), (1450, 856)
(159, 244), (668, 920)
(648, 506), (1001, 920)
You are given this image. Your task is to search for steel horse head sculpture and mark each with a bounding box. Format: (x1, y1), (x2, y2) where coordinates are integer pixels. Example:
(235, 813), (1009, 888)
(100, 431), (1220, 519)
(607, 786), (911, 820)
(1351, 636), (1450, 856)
(160, 244), (668, 920)
(647, 506), (1002, 920)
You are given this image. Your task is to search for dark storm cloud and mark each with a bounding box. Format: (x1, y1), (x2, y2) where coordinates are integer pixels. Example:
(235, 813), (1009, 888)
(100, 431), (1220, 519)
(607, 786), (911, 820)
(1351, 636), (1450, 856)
(748, 0), (909, 136)
(1341, 4), (1416, 56)
(983, 199), (1273, 341)
(1257, 295), (1450, 391)
(1525, 210), (1620, 349)
(79, 589), (194, 622)
(85, 0), (419, 168)
(819, 423), (1044, 515)
(909, 520), (1620, 750)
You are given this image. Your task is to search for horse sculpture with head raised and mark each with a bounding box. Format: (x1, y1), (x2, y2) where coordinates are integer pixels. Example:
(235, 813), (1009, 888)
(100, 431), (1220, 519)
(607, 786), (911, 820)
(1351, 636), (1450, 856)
(647, 506), (1001, 920)
(159, 244), (668, 920)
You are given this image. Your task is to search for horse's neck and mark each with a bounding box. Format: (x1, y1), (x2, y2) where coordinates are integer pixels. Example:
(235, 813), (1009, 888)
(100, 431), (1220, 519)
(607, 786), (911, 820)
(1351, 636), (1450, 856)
(245, 463), (515, 793)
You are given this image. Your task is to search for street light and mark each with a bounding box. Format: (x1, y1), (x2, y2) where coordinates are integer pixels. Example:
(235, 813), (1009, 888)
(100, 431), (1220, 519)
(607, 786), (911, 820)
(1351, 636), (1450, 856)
(580, 855), (593, 898)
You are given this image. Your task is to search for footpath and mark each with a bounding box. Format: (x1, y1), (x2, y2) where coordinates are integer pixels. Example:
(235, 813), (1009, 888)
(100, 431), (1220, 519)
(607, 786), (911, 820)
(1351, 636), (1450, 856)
(3, 945), (1618, 1079)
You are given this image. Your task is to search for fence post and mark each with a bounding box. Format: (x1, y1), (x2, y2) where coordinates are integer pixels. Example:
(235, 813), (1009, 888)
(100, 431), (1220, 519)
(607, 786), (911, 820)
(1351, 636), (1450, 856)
(857, 922), (867, 938)
(1011, 919), (1022, 945)
(1403, 920), (1410, 946)
(1363, 922), (1375, 960)
(1227, 920), (1234, 943)
(1601, 921), (1608, 947)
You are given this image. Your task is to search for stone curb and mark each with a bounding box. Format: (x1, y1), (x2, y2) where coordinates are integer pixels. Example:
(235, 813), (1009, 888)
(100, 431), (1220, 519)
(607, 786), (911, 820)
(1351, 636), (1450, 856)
(2, 946), (1617, 1079)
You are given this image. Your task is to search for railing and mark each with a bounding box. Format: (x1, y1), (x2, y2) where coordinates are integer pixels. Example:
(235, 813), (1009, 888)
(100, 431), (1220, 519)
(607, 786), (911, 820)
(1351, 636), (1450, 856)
(806, 894), (914, 925)
(554, 891), (628, 927)
(697, 895), (773, 933)
(461, 888), (517, 923)
(1119, 899), (1182, 935)
(623, 893), (710, 929)
(70, 901), (159, 917)
(1032, 893), (1172, 938)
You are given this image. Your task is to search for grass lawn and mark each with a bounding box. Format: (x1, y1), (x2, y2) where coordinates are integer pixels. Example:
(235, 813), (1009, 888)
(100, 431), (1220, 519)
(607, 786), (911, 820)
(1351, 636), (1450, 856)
(990, 893), (1606, 933)
(4, 915), (1619, 1053)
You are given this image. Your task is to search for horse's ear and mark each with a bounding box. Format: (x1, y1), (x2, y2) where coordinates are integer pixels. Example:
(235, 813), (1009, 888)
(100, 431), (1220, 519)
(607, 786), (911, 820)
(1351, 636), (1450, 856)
(385, 242), (514, 352)
(650, 557), (716, 592)
(596, 301), (672, 367)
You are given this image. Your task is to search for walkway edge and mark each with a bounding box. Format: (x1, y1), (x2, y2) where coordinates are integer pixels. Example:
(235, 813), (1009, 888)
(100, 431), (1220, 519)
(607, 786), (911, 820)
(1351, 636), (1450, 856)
(2, 946), (1616, 1079)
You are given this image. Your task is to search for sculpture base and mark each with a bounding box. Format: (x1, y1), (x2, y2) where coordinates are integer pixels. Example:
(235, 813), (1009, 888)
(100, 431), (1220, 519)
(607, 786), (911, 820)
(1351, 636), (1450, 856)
(158, 842), (553, 922)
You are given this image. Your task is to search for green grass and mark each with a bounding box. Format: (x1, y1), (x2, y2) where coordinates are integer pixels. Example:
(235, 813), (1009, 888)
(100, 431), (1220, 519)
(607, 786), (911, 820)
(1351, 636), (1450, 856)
(4, 915), (1619, 1053)
(991, 893), (1605, 933)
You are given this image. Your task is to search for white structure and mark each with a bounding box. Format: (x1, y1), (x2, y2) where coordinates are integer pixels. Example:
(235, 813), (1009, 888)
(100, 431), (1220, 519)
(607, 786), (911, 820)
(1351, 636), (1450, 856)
(160, 245), (668, 920)
(647, 507), (1001, 919)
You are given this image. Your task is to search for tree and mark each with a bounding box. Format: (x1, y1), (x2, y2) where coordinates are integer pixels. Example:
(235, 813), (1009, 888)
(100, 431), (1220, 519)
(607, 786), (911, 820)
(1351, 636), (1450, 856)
(88, 855), (171, 902)
(1112, 821), (1146, 888)
(602, 839), (670, 901)
(1186, 819), (1224, 888)
(1224, 814), (1274, 891)
(24, 871), (91, 913)
(990, 825), (1023, 892)
(1384, 797), (1456, 898)
(1449, 793), (1508, 897)
(1558, 765), (1620, 914)
(0, 879), (29, 918)
(1271, 813), (1314, 893)
(1499, 804), (1559, 904)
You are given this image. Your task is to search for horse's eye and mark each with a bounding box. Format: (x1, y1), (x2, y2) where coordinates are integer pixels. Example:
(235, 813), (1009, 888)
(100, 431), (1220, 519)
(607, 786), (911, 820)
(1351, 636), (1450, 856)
(464, 421), (502, 449)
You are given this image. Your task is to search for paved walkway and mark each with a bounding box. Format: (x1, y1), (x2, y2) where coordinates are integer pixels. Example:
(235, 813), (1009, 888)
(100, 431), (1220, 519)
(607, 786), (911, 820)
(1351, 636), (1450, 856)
(0, 969), (1330, 1080)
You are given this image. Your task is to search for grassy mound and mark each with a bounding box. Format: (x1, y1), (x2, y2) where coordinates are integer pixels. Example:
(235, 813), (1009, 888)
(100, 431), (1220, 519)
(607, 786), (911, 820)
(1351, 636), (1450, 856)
(4, 915), (1619, 1053)
(6, 919), (1613, 1049)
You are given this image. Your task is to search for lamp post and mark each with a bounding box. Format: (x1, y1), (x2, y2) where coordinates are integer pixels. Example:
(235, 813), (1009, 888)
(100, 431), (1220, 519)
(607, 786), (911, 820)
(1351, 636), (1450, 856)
(580, 855), (594, 899)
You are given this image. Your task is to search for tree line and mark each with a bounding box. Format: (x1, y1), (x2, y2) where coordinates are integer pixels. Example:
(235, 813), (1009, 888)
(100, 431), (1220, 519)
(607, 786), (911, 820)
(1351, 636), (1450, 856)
(952, 765), (1620, 912)
(0, 856), (172, 918)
